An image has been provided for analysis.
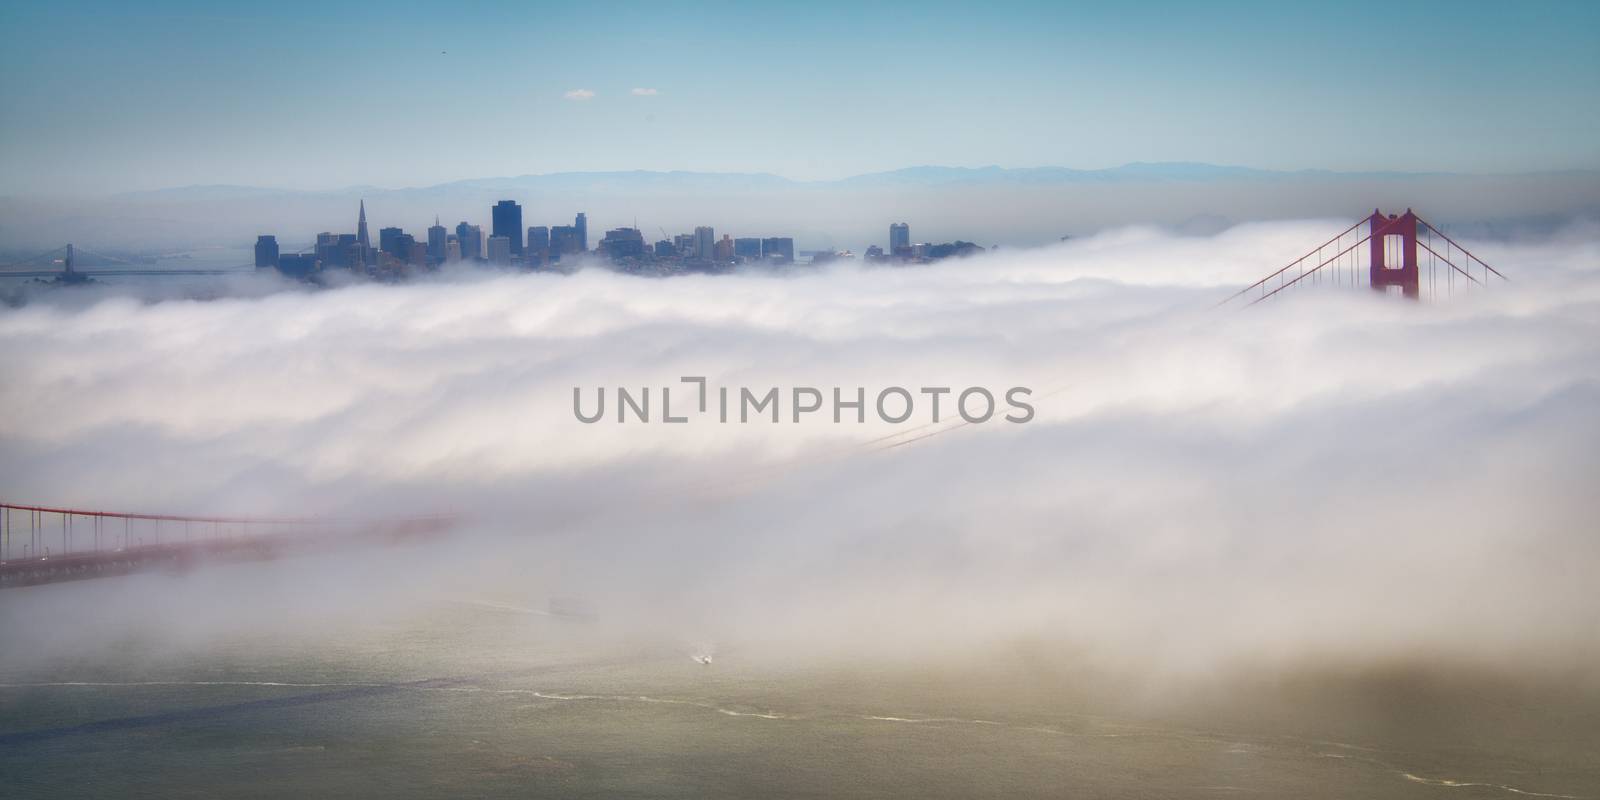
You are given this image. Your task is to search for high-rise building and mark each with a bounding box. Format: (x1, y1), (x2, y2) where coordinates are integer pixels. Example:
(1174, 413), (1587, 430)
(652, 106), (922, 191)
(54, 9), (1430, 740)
(379, 227), (405, 259)
(487, 235), (512, 265)
(714, 235), (735, 261)
(527, 226), (549, 264)
(445, 239), (461, 262)
(693, 226), (715, 260)
(315, 232), (348, 269)
(327, 233), (358, 270)
(254, 235), (279, 268)
(890, 222), (910, 254)
(734, 238), (762, 260)
(600, 227), (646, 260)
(761, 237), (795, 263)
(356, 200), (372, 263)
(575, 213), (588, 252)
(427, 216), (448, 264)
(455, 222), (483, 261)
(550, 225), (581, 258)
(492, 201), (524, 256)
(655, 239), (675, 258)
(407, 240), (429, 267)
(277, 253), (318, 279)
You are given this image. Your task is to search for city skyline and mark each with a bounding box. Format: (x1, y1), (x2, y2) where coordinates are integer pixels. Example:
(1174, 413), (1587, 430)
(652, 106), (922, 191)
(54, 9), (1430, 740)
(252, 197), (867, 277)
(2, 1), (1597, 195)
(8, 159), (1598, 257)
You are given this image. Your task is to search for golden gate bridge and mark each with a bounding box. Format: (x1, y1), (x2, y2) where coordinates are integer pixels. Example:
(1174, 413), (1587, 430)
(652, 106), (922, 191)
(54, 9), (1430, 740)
(1222, 208), (1506, 306)
(0, 502), (456, 588)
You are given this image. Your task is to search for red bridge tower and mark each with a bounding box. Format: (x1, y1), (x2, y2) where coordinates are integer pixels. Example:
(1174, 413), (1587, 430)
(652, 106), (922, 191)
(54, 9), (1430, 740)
(1223, 207), (1505, 307)
(1368, 209), (1419, 299)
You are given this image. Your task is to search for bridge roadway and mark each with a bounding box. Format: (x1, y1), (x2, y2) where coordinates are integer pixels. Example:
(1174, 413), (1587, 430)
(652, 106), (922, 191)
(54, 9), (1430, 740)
(0, 268), (252, 278)
(0, 503), (455, 588)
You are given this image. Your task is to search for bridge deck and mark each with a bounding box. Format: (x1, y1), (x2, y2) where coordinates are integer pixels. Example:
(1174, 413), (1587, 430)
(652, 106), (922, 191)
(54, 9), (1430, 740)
(0, 504), (454, 589)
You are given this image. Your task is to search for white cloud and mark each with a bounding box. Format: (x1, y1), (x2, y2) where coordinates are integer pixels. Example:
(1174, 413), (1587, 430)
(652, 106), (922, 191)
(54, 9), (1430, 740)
(563, 88), (595, 100)
(630, 87), (660, 96)
(2, 221), (1597, 690)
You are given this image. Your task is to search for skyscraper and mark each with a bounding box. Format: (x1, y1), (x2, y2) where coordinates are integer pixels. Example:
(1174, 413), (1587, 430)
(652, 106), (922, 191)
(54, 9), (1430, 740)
(315, 232), (352, 269)
(356, 200), (372, 263)
(383, 232), (416, 266)
(575, 213), (588, 252)
(427, 216), (447, 264)
(337, 234), (361, 270)
(734, 238), (762, 260)
(527, 226), (549, 264)
(487, 235), (512, 265)
(492, 201), (524, 256)
(455, 222), (483, 260)
(550, 226), (580, 259)
(599, 227), (645, 260)
(254, 235), (279, 269)
(694, 226), (715, 260)
(277, 253), (318, 279)
(761, 237), (795, 263)
(890, 222), (910, 254)
(379, 226), (405, 259)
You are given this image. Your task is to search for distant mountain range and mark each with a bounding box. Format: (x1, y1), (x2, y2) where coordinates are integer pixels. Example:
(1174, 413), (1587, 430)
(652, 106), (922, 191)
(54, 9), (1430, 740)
(3, 162), (1594, 253)
(109, 162), (1599, 202)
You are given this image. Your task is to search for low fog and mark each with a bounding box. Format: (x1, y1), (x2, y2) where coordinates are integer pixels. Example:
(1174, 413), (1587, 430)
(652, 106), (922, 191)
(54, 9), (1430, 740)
(2, 219), (1598, 704)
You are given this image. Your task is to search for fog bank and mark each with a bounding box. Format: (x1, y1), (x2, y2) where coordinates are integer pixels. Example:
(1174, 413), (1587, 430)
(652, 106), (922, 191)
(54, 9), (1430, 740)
(1, 218), (1597, 694)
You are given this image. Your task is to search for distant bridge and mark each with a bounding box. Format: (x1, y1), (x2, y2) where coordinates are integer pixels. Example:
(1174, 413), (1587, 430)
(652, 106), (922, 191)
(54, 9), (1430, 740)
(1223, 209), (1507, 306)
(0, 242), (307, 281)
(0, 268), (252, 279)
(0, 501), (456, 588)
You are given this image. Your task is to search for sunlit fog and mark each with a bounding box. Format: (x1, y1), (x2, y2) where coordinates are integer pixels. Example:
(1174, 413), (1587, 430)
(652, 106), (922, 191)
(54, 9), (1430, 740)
(5, 220), (1597, 679)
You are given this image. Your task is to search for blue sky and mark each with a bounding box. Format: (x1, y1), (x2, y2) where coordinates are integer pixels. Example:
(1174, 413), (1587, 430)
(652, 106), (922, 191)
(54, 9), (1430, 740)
(1, 0), (1596, 194)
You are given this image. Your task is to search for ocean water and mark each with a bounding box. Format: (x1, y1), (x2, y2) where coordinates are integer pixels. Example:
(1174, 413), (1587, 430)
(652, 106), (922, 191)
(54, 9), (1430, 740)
(1, 566), (1597, 799)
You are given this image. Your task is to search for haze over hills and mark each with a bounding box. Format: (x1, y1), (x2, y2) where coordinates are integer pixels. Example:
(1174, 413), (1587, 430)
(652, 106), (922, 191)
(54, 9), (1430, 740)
(4, 163), (1598, 255)
(111, 161), (1593, 200)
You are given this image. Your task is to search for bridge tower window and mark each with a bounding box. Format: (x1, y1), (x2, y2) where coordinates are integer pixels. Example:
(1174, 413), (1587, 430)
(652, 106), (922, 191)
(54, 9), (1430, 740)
(1383, 234), (1406, 270)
